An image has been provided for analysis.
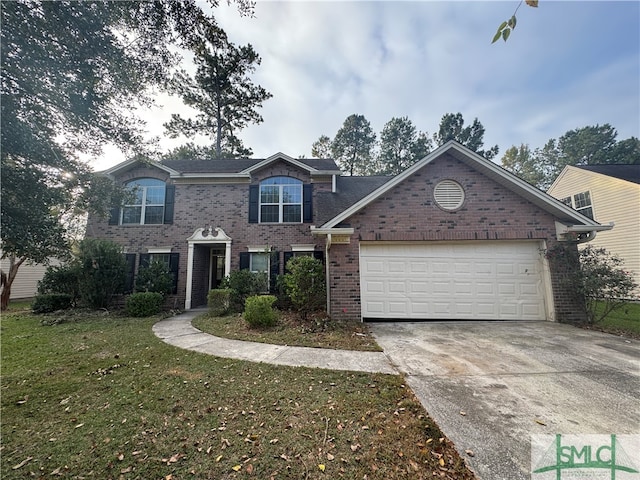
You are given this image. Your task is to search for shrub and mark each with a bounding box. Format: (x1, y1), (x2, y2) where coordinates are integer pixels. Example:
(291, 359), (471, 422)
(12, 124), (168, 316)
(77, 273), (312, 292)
(546, 244), (638, 323)
(135, 260), (174, 296)
(244, 295), (277, 328)
(283, 256), (326, 320)
(37, 263), (80, 305)
(125, 292), (164, 317)
(220, 270), (267, 311)
(32, 294), (73, 314)
(207, 288), (233, 316)
(77, 239), (127, 309)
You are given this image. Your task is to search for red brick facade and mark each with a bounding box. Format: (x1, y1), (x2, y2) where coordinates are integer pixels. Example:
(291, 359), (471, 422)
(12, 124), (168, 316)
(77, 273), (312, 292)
(86, 151), (586, 322)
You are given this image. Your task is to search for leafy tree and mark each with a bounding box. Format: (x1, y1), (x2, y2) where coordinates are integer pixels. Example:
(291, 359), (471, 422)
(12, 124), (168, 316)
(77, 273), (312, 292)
(135, 260), (174, 297)
(311, 135), (333, 158)
(1, 0), (243, 309)
(500, 144), (548, 188)
(545, 244), (638, 324)
(162, 143), (220, 162)
(374, 117), (432, 175)
(331, 114), (377, 176)
(164, 26), (272, 158)
(434, 113), (499, 160)
(283, 256), (326, 321)
(502, 124), (640, 189)
(76, 239), (127, 310)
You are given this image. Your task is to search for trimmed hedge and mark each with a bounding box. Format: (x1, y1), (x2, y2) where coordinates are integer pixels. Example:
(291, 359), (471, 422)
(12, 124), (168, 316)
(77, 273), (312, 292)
(32, 294), (73, 314)
(125, 292), (164, 317)
(244, 295), (277, 328)
(208, 288), (233, 316)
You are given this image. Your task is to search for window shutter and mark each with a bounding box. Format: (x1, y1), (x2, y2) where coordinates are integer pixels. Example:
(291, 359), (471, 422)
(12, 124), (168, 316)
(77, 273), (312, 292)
(269, 251), (280, 292)
(164, 185), (175, 224)
(124, 254), (136, 293)
(303, 184), (313, 223)
(283, 252), (294, 272)
(239, 252), (250, 270)
(108, 204), (120, 225)
(169, 253), (179, 294)
(313, 250), (325, 263)
(248, 185), (259, 223)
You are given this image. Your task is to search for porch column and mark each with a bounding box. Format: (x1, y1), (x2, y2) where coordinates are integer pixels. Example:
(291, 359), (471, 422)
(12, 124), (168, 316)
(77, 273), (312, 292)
(185, 242), (195, 310)
(225, 241), (232, 278)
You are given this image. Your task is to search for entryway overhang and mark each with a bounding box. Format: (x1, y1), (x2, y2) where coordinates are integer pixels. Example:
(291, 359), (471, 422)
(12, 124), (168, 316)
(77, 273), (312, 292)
(185, 227), (232, 310)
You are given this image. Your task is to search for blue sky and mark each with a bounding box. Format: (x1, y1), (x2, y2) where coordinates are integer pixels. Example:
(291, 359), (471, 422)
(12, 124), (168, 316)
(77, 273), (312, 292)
(91, 1), (640, 170)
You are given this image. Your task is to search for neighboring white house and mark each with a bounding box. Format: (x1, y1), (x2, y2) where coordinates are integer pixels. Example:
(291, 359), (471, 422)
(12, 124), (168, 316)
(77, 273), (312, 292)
(0, 256), (60, 300)
(548, 164), (640, 296)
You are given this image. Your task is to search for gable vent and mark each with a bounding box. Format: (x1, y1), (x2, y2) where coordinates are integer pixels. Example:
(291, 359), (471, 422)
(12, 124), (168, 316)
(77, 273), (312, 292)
(434, 180), (465, 210)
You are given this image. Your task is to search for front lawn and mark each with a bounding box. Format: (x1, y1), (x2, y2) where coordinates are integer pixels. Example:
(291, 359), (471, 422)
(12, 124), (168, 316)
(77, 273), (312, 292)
(193, 311), (382, 351)
(589, 301), (640, 337)
(1, 311), (475, 479)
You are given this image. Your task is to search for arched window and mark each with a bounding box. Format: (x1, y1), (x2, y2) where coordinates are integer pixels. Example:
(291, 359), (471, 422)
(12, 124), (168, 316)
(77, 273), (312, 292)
(259, 177), (302, 223)
(122, 179), (166, 225)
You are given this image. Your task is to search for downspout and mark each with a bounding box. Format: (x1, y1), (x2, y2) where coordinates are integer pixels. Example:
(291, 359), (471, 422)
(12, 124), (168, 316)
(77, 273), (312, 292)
(325, 234), (332, 313)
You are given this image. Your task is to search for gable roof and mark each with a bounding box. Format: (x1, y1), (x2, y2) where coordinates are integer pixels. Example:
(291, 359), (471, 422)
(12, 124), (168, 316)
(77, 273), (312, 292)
(319, 141), (606, 229)
(575, 164), (640, 184)
(103, 153), (341, 178)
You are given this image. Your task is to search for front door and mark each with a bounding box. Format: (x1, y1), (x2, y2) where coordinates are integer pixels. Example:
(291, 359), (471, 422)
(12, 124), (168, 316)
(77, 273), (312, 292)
(209, 248), (225, 290)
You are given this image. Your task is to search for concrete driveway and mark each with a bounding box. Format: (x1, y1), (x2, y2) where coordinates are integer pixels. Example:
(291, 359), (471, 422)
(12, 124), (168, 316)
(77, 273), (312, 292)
(369, 321), (640, 480)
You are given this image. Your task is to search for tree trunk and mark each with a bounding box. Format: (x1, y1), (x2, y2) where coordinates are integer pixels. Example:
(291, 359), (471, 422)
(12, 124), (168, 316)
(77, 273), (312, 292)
(0, 254), (26, 311)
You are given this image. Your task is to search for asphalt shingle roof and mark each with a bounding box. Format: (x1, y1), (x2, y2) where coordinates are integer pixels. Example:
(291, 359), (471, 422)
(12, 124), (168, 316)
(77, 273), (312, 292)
(575, 164), (640, 184)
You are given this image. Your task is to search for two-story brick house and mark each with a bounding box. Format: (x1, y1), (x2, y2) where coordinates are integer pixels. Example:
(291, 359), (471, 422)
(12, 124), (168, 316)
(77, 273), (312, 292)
(86, 141), (612, 322)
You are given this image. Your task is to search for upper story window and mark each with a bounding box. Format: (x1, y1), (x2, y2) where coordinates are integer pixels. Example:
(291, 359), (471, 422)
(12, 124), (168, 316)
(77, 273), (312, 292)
(259, 177), (302, 223)
(122, 179), (166, 225)
(560, 191), (594, 220)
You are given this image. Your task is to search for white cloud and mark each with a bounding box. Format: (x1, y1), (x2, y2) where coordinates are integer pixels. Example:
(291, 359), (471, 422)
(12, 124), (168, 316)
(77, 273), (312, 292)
(87, 0), (639, 170)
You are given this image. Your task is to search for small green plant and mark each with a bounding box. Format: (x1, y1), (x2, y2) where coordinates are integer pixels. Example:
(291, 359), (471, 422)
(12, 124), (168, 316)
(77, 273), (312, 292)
(220, 270), (266, 311)
(546, 243), (638, 323)
(135, 260), (174, 296)
(283, 256), (326, 320)
(125, 292), (164, 317)
(37, 263), (81, 305)
(207, 288), (233, 316)
(244, 295), (277, 328)
(31, 293), (73, 314)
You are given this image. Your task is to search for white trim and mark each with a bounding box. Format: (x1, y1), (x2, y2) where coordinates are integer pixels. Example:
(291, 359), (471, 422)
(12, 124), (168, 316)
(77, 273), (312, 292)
(185, 227), (232, 310)
(147, 247), (172, 254)
(247, 245), (270, 252)
(103, 158), (179, 177)
(241, 152), (316, 174)
(291, 244), (316, 252)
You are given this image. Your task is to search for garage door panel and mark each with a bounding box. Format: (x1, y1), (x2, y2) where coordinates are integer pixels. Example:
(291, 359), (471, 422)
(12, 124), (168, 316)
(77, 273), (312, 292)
(360, 241), (547, 321)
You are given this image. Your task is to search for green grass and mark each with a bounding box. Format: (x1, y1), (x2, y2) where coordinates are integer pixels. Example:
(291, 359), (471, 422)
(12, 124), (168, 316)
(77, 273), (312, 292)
(592, 301), (640, 337)
(1, 311), (475, 479)
(193, 311), (382, 351)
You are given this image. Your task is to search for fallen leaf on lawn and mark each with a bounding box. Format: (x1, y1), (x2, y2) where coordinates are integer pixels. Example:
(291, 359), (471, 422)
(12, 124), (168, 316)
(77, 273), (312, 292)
(318, 464), (326, 472)
(121, 466), (132, 473)
(246, 464), (254, 474)
(215, 455), (223, 462)
(409, 459), (419, 471)
(16, 397), (28, 405)
(426, 438), (433, 444)
(327, 453), (335, 461)
(12, 457), (33, 470)
(350, 444), (360, 452)
(232, 465), (242, 472)
(459, 411), (466, 416)
(465, 449), (475, 457)
(535, 419), (546, 426)
(439, 458), (445, 467)
(117, 453), (124, 461)
(74, 423), (84, 429)
(167, 453), (182, 464)
(165, 475), (173, 480)
(269, 438), (279, 444)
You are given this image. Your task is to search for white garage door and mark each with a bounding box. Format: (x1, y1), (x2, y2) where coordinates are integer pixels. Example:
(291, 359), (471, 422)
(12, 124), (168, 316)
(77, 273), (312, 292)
(360, 241), (548, 321)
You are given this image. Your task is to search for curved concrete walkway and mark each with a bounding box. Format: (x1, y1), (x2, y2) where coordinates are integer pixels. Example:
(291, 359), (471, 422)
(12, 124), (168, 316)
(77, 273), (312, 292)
(152, 309), (397, 374)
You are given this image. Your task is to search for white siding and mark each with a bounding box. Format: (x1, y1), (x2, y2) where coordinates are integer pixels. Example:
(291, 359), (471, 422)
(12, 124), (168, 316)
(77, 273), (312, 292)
(548, 167), (640, 296)
(0, 258), (60, 300)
